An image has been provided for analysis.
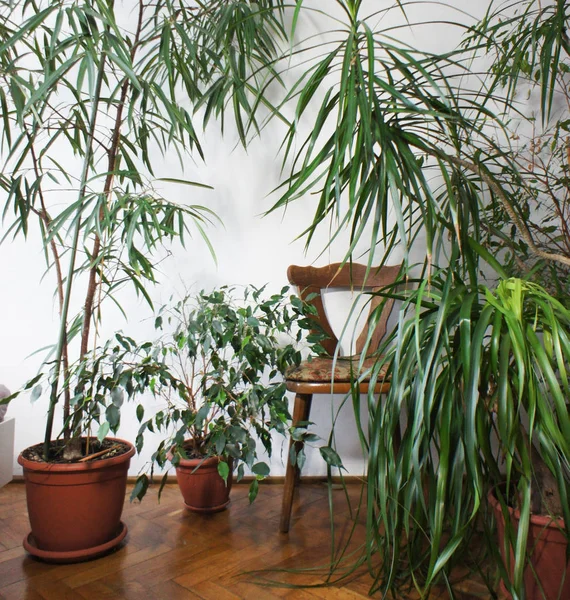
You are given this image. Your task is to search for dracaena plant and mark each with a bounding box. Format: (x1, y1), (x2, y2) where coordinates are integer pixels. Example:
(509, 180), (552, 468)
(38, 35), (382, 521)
(229, 0), (570, 597)
(352, 270), (570, 597)
(131, 285), (321, 503)
(470, 1), (570, 305)
(0, 0), (288, 461)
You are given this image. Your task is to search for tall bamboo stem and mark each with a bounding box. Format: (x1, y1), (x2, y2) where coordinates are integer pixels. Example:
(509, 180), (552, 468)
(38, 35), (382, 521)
(80, 6), (142, 359)
(43, 53), (108, 461)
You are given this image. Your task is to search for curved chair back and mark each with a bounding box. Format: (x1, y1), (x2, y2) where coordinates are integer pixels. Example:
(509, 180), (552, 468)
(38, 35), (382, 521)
(287, 262), (401, 356)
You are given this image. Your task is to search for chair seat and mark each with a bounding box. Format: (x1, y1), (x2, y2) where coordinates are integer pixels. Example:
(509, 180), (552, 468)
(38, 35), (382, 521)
(286, 355), (389, 383)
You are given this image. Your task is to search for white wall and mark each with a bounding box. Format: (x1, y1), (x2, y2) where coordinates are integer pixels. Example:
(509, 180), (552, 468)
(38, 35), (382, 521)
(0, 0), (486, 479)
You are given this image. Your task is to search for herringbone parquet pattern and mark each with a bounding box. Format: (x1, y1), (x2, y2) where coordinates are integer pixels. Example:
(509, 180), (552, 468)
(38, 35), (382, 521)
(0, 482), (494, 599)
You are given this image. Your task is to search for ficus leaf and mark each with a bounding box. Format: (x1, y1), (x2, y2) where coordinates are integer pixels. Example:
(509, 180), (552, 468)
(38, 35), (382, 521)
(105, 404), (120, 430)
(97, 422), (110, 442)
(251, 462), (270, 478)
(111, 388), (124, 407)
(217, 460), (230, 483)
(248, 478), (259, 504)
(296, 447), (306, 471)
(130, 474), (149, 502)
(319, 446), (343, 468)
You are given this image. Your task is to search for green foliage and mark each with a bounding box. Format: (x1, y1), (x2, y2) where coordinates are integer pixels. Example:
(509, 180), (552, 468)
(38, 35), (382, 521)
(2, 0), (570, 593)
(135, 285), (319, 502)
(190, 0), (290, 142)
(0, 0), (288, 459)
(263, 1), (504, 277)
(7, 332), (178, 451)
(466, 0), (570, 306)
(245, 1), (570, 597)
(354, 271), (570, 597)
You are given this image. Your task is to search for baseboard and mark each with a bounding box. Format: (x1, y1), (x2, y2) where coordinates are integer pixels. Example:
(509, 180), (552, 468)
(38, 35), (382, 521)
(10, 474), (367, 485)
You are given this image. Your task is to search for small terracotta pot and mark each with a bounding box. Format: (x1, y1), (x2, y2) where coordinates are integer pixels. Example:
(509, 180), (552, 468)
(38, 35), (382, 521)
(488, 488), (570, 600)
(172, 448), (233, 513)
(18, 437), (135, 562)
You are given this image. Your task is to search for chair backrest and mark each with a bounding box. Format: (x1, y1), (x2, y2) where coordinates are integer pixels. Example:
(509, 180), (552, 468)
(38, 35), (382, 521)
(287, 263), (401, 357)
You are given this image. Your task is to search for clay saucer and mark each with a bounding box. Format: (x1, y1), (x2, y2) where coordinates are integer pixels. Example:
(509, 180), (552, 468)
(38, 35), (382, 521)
(23, 521), (127, 563)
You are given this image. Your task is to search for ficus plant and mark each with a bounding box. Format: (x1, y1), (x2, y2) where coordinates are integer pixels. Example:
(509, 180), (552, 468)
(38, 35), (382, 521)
(0, 0), (289, 461)
(130, 285), (324, 503)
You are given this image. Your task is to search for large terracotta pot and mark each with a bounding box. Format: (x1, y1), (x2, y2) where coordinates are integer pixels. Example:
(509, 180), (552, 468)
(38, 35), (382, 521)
(18, 437), (135, 563)
(174, 451), (233, 513)
(488, 488), (570, 600)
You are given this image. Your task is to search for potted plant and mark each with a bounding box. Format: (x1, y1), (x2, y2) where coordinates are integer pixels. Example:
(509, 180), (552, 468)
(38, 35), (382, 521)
(131, 284), (318, 511)
(13, 337), (177, 563)
(366, 272), (570, 599)
(0, 0), (287, 561)
(203, 0), (570, 597)
(355, 2), (570, 597)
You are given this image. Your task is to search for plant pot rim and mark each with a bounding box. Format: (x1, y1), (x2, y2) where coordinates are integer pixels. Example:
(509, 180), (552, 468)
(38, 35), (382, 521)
(488, 485), (565, 528)
(18, 437), (135, 473)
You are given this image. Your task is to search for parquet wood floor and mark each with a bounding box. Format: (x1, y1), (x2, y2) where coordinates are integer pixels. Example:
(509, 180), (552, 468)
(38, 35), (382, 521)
(0, 482), (495, 599)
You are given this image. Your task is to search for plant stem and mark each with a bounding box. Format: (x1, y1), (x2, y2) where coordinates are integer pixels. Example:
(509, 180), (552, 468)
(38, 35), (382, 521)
(26, 136), (73, 433)
(42, 209), (73, 438)
(43, 53), (108, 461)
(69, 0), (145, 439)
(445, 153), (570, 268)
(79, 0), (145, 361)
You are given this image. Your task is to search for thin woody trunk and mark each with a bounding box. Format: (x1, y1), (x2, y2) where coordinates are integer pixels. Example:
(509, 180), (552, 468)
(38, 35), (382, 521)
(79, 0), (144, 361)
(27, 137), (73, 431)
(27, 143), (74, 451)
(43, 53), (108, 462)
(70, 79), (130, 456)
(68, 2), (145, 455)
(46, 223), (72, 435)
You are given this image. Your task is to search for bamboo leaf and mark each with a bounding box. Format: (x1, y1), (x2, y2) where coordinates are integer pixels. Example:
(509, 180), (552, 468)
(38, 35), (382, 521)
(157, 178), (213, 189)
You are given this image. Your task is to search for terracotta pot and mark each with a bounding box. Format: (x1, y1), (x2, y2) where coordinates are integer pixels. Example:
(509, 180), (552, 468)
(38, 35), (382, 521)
(18, 437), (135, 563)
(173, 450), (233, 513)
(488, 488), (570, 600)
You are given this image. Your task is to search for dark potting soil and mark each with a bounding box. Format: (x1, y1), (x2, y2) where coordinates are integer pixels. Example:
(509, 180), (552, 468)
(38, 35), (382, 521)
(21, 438), (131, 464)
(180, 440), (210, 460)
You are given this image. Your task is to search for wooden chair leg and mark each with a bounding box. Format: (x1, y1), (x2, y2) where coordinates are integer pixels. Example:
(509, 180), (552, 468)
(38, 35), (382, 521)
(279, 392), (313, 533)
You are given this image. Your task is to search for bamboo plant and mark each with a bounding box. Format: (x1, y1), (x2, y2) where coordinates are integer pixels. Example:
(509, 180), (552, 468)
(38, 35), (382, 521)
(0, 0), (288, 461)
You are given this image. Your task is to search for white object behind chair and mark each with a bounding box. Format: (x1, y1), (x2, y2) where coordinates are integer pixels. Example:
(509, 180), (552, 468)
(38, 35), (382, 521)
(0, 384), (9, 423)
(0, 385), (14, 487)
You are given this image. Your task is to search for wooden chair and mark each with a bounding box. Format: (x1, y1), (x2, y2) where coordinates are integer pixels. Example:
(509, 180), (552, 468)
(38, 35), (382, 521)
(280, 262), (401, 533)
